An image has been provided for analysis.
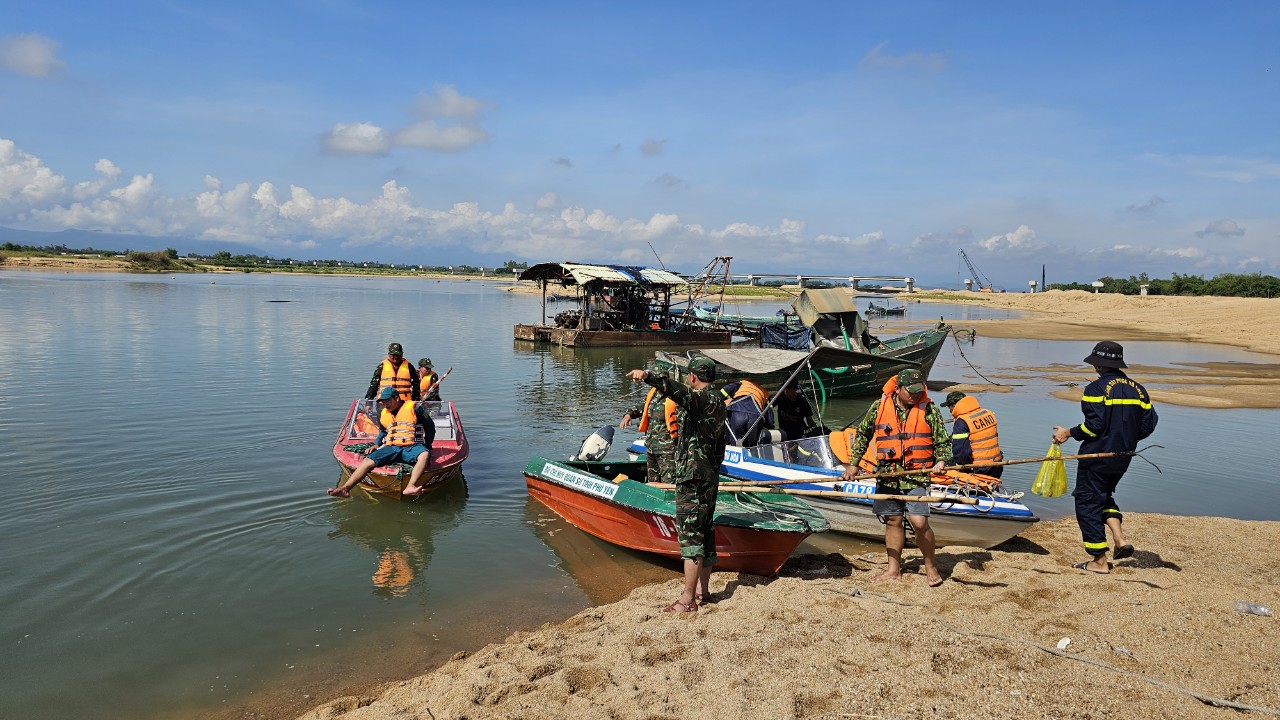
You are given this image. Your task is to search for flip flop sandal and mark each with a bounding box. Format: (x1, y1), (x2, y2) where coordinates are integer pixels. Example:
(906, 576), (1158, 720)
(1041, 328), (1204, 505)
(661, 599), (698, 613)
(1113, 544), (1134, 560)
(1073, 561), (1110, 575)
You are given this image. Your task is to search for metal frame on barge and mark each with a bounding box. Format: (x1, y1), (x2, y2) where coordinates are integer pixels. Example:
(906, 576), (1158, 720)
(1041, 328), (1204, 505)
(514, 261), (732, 347)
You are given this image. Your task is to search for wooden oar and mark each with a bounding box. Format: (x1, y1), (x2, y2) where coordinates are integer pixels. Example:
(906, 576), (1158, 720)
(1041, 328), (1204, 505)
(649, 482), (978, 504)
(720, 448), (1159, 488)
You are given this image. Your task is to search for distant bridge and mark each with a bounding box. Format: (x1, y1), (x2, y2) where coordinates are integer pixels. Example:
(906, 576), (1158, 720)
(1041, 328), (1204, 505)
(690, 273), (916, 292)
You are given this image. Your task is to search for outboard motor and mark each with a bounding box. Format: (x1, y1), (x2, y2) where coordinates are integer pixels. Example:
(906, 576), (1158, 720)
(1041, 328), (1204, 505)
(571, 425), (616, 462)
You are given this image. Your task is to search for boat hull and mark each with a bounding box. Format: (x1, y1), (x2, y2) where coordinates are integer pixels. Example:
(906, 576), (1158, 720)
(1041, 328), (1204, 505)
(523, 458), (827, 576)
(514, 324), (732, 347)
(809, 325), (949, 398)
(332, 398), (469, 499)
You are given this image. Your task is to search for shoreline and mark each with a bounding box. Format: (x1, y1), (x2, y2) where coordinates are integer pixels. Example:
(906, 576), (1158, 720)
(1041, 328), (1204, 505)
(299, 513), (1280, 720)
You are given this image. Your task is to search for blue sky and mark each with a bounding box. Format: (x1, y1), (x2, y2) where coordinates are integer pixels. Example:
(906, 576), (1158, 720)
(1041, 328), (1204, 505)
(2, 2), (1277, 287)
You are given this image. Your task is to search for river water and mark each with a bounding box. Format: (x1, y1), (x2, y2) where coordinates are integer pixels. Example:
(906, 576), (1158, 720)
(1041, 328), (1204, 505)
(1, 272), (1276, 719)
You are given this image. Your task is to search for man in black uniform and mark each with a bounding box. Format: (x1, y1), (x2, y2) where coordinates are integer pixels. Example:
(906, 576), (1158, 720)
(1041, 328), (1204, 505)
(1053, 341), (1158, 574)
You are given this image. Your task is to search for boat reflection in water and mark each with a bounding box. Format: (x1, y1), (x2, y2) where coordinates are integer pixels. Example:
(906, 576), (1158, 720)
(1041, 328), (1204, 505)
(523, 496), (676, 606)
(326, 475), (469, 598)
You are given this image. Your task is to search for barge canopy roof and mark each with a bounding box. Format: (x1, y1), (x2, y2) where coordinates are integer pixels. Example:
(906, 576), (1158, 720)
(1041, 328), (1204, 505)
(518, 262), (688, 288)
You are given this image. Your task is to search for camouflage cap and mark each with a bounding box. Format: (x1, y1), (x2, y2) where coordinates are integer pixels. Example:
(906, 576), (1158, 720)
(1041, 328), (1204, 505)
(943, 390), (966, 407)
(387, 342), (403, 357)
(688, 356), (718, 382)
(896, 368), (925, 394)
(418, 357), (432, 368)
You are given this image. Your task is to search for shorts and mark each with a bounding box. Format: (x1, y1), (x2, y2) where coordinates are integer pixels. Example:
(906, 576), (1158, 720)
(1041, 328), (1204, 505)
(872, 485), (931, 518)
(366, 444), (428, 467)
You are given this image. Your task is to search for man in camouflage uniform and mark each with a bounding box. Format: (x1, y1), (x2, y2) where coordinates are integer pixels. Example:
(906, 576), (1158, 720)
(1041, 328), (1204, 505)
(626, 355), (726, 612)
(842, 368), (951, 587)
(619, 376), (679, 485)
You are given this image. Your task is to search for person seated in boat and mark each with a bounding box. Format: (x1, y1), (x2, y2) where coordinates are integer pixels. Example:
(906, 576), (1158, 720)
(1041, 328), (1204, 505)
(841, 368), (951, 587)
(329, 386), (437, 498)
(418, 357), (441, 401)
(775, 381), (818, 441)
(942, 391), (1004, 479)
(720, 380), (773, 447)
(365, 342), (420, 402)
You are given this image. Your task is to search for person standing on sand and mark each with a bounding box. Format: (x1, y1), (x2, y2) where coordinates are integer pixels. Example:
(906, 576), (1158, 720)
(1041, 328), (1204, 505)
(842, 368), (950, 587)
(330, 386), (437, 498)
(626, 356), (726, 613)
(1053, 341), (1158, 574)
(942, 391), (1004, 479)
(366, 342), (420, 402)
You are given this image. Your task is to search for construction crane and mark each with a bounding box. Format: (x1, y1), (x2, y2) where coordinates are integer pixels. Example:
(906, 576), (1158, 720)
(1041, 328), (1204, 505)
(958, 248), (994, 292)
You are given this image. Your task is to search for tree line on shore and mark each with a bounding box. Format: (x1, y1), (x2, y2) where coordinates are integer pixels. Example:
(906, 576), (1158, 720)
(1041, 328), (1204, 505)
(1048, 272), (1280, 298)
(4, 241), (1276, 298)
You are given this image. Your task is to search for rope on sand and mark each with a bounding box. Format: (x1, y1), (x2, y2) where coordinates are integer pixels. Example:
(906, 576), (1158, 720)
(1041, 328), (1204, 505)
(822, 585), (1280, 716)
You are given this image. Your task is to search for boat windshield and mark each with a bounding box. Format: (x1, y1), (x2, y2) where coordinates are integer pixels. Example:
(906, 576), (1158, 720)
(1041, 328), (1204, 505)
(345, 399), (457, 443)
(743, 435), (840, 471)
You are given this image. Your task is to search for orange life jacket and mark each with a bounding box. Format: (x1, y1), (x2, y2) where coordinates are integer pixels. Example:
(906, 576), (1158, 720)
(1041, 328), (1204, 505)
(827, 428), (879, 473)
(724, 380), (769, 409)
(637, 387), (679, 439)
(869, 376), (936, 470)
(419, 370), (440, 398)
(951, 395), (1003, 464)
(379, 359), (414, 401)
(380, 401), (419, 446)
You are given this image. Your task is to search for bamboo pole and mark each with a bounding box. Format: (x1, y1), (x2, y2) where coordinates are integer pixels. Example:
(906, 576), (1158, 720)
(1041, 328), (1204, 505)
(719, 450), (1137, 488)
(650, 483), (978, 504)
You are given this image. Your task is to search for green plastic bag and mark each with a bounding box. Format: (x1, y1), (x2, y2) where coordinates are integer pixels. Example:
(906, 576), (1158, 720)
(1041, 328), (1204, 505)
(1031, 443), (1068, 498)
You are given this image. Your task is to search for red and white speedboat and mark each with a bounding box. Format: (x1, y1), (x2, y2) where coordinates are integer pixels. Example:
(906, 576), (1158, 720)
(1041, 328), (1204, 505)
(332, 398), (469, 498)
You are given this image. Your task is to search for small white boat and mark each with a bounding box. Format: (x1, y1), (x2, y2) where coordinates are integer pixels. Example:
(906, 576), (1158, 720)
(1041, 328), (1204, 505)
(629, 434), (1038, 549)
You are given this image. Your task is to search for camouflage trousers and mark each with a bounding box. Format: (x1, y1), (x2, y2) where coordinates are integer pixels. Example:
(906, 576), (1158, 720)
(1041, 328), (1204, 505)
(645, 448), (674, 485)
(674, 474), (718, 565)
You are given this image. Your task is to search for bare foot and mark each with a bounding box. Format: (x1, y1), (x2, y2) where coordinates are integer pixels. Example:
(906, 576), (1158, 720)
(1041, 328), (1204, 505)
(327, 487), (350, 498)
(869, 572), (902, 583)
(1073, 561), (1110, 575)
(401, 485), (424, 497)
(927, 574), (945, 587)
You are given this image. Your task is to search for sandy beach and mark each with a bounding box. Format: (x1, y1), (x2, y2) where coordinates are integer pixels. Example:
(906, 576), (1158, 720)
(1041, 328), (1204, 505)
(296, 288), (1279, 720)
(301, 513), (1279, 720)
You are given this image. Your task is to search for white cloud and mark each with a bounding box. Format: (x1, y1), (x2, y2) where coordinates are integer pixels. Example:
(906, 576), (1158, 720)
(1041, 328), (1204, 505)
(323, 122), (392, 155)
(1195, 218), (1245, 238)
(977, 224), (1044, 253)
(0, 139), (67, 205)
(0, 33), (64, 78)
(858, 41), (946, 74)
(394, 121), (487, 152)
(1, 137), (1272, 278)
(411, 84), (488, 121)
(325, 85), (490, 156)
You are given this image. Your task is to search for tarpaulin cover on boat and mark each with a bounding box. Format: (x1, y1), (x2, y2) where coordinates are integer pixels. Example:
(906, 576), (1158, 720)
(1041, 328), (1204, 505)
(518, 262), (688, 287)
